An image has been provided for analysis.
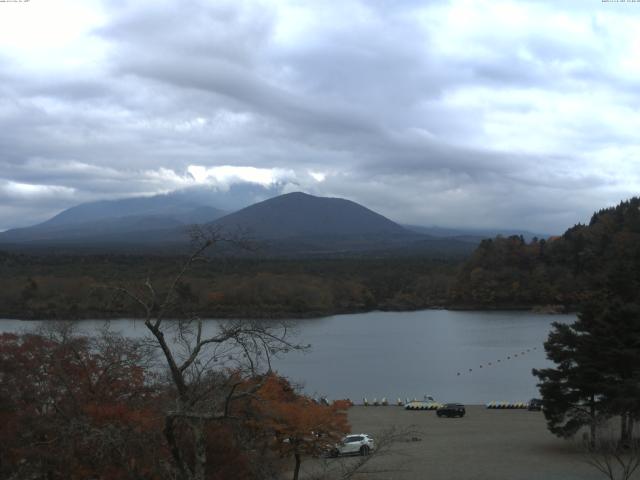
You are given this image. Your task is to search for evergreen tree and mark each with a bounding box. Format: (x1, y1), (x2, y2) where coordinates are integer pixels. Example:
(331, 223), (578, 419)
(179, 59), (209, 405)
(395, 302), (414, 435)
(533, 314), (606, 446)
(534, 297), (640, 446)
(584, 299), (640, 444)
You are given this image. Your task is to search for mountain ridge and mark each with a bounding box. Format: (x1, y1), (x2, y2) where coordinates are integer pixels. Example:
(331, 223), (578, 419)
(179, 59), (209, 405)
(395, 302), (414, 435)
(210, 191), (410, 239)
(0, 190), (474, 257)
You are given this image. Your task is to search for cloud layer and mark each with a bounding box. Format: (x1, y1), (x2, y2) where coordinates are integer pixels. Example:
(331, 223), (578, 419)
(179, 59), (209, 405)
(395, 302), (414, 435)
(1, 0), (639, 232)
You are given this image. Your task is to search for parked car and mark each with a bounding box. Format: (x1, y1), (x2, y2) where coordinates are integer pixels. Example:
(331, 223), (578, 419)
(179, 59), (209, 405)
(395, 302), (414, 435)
(329, 434), (375, 457)
(528, 398), (543, 411)
(436, 403), (466, 418)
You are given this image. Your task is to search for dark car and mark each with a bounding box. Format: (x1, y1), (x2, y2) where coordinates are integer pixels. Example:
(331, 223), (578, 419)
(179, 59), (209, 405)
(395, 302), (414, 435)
(436, 403), (466, 418)
(528, 398), (543, 411)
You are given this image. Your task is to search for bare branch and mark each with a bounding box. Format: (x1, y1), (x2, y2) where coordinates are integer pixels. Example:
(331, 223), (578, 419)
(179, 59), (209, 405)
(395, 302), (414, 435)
(582, 428), (640, 480)
(101, 226), (306, 480)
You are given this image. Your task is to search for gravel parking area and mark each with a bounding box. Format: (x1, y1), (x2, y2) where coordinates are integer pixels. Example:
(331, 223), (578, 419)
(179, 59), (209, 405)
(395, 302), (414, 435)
(299, 406), (611, 480)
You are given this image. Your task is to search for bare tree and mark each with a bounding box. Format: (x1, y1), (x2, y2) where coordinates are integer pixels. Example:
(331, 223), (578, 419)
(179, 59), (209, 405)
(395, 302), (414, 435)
(112, 227), (305, 480)
(583, 428), (640, 480)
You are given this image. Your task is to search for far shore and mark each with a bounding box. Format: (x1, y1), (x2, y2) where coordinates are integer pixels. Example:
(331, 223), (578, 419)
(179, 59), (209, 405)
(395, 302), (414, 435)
(0, 304), (574, 322)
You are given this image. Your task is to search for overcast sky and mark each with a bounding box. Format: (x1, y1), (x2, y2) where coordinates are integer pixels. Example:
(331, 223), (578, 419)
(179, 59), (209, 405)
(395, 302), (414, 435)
(1, 0), (639, 233)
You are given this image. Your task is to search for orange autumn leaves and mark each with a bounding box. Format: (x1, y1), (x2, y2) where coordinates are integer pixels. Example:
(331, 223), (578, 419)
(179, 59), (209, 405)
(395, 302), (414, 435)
(250, 374), (351, 457)
(0, 332), (163, 480)
(0, 332), (351, 479)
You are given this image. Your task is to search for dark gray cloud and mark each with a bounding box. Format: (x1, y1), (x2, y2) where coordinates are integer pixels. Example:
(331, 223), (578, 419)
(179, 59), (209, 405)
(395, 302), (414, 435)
(0, 0), (639, 232)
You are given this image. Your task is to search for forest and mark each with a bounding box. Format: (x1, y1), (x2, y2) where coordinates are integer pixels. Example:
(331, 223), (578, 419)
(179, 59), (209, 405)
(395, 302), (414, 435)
(450, 197), (640, 310)
(0, 253), (459, 320)
(3, 197), (640, 320)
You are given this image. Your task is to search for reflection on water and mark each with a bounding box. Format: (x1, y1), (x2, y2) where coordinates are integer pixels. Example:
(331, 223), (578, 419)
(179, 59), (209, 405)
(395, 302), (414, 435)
(0, 310), (573, 404)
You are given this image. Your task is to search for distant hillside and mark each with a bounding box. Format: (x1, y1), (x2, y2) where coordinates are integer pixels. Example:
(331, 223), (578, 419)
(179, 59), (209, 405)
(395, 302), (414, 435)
(0, 183), (287, 247)
(35, 183), (280, 228)
(450, 197), (640, 309)
(0, 193), (227, 245)
(0, 190), (475, 257)
(207, 192), (476, 257)
(38, 196), (219, 228)
(212, 192), (408, 238)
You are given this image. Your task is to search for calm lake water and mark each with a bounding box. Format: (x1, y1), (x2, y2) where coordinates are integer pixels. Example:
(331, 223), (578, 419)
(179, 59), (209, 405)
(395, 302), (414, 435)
(0, 310), (573, 404)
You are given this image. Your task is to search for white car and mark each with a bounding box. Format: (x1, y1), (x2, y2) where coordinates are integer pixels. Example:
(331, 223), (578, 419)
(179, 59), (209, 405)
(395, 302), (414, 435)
(329, 434), (375, 457)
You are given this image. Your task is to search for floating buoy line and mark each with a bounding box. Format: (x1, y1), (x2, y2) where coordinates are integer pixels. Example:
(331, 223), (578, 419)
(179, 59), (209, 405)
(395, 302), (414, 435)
(455, 346), (538, 377)
(315, 346), (543, 408)
(353, 398), (534, 409)
(485, 401), (529, 409)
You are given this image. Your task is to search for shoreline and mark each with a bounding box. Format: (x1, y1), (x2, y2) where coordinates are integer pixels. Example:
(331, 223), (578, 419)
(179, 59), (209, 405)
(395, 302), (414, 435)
(0, 304), (574, 322)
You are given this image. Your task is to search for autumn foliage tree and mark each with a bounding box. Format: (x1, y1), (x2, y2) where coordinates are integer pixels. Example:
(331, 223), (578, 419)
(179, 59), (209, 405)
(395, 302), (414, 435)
(246, 375), (350, 480)
(0, 328), (346, 480)
(0, 328), (163, 479)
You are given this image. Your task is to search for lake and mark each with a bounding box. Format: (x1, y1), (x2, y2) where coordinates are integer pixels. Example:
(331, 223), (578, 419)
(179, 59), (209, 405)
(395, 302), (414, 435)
(0, 310), (573, 404)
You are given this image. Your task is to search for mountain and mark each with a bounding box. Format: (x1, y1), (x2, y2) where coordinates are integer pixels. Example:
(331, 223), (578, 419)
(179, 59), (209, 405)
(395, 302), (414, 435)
(28, 182), (285, 229)
(37, 196), (222, 229)
(0, 191), (228, 245)
(0, 183), (285, 244)
(212, 192), (408, 239)
(168, 183), (284, 212)
(0, 190), (475, 257)
(206, 192), (475, 257)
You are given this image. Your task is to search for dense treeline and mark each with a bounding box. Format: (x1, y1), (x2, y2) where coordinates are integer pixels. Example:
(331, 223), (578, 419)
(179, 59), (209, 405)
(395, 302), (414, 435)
(0, 253), (459, 319)
(451, 197), (640, 310)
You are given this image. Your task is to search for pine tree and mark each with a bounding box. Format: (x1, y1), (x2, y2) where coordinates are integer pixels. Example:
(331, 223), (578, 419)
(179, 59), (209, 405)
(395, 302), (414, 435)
(584, 299), (640, 445)
(534, 296), (640, 446)
(533, 313), (606, 446)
